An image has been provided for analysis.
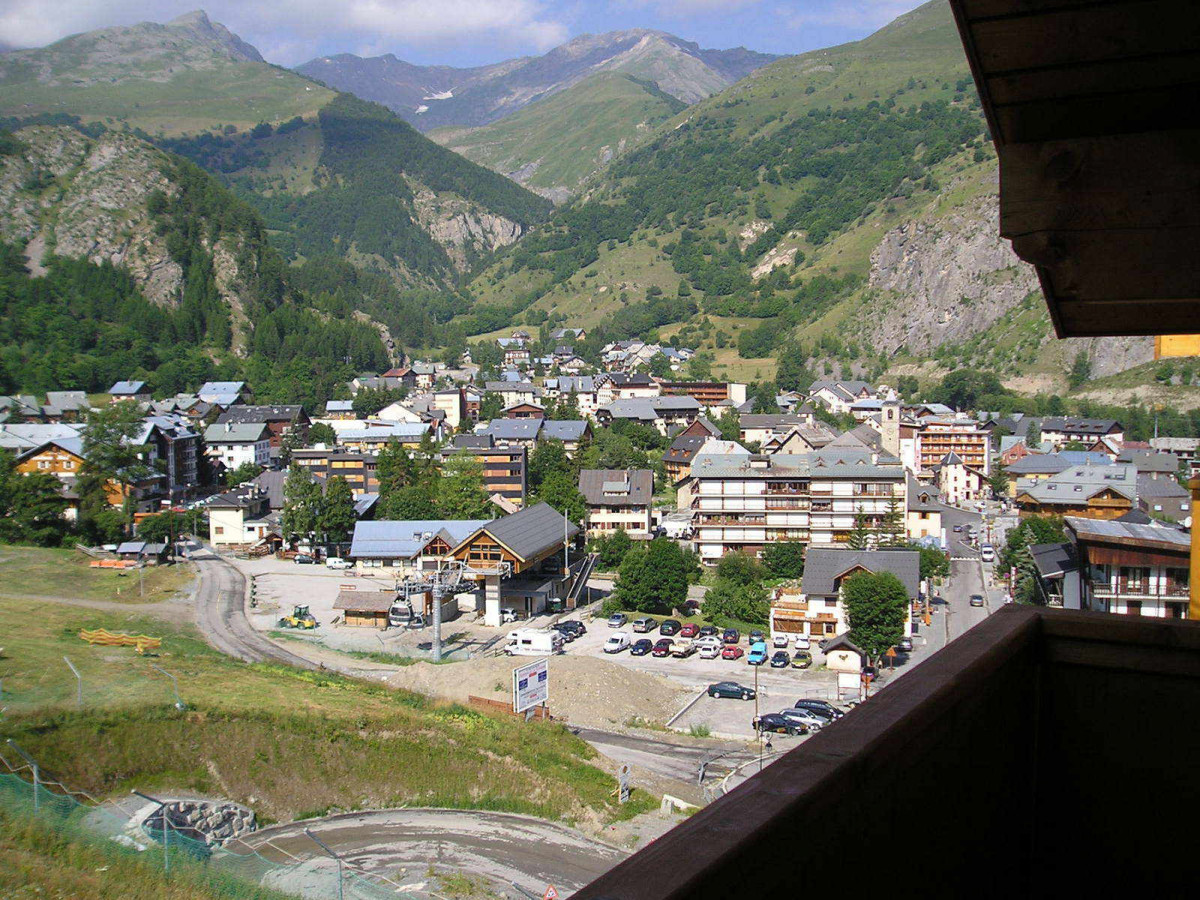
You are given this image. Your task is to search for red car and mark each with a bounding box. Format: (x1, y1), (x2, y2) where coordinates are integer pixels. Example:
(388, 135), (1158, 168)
(651, 639), (674, 658)
(721, 645), (745, 660)
(680, 623), (700, 638)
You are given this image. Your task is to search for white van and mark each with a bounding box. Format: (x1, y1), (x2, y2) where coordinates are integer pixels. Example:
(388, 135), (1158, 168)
(503, 629), (564, 656)
(326, 557), (352, 570)
(604, 632), (631, 654)
(981, 544), (996, 563)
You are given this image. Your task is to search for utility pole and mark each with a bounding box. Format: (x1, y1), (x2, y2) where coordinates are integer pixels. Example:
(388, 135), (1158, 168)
(132, 789), (170, 874)
(305, 828), (344, 900)
(6, 740), (39, 811)
(63, 656), (82, 708)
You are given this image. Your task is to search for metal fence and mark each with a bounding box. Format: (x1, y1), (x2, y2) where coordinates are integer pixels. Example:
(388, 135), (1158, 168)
(0, 750), (415, 900)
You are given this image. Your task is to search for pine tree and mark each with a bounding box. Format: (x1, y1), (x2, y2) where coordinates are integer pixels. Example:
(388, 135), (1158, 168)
(281, 465), (322, 543)
(318, 476), (357, 544)
(847, 505), (872, 550)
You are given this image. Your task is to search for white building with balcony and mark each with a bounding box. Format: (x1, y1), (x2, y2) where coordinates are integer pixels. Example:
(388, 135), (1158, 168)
(686, 449), (908, 565)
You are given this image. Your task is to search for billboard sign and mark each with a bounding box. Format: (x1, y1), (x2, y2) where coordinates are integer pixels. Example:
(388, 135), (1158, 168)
(513, 657), (550, 713)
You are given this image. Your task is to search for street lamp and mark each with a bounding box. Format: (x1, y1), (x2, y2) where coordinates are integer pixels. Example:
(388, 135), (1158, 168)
(131, 789), (170, 874)
(305, 827), (344, 900)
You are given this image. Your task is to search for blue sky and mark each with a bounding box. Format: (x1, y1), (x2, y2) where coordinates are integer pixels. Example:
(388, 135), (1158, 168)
(1, 1), (928, 67)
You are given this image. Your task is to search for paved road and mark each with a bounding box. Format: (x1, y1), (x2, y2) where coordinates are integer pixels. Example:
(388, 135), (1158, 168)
(241, 808), (628, 899)
(938, 503), (985, 558)
(572, 726), (752, 784)
(191, 552), (316, 669)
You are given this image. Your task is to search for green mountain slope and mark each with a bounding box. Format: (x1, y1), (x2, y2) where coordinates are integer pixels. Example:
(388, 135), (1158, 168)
(161, 94), (553, 288)
(0, 125), (391, 405)
(0, 11), (334, 135)
(462, 0), (1161, 392)
(430, 73), (687, 202)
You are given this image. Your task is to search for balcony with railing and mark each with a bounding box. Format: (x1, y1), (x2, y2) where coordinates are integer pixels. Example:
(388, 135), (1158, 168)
(573, 607), (1200, 899)
(766, 482), (810, 495)
(1091, 578), (1189, 599)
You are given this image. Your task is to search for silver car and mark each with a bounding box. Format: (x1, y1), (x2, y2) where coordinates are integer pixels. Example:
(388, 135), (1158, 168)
(778, 707), (826, 731)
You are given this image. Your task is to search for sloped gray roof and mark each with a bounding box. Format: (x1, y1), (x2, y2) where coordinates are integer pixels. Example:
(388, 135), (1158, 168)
(801, 547), (921, 600)
(484, 419), (542, 441)
(217, 405), (305, 425)
(334, 591), (396, 613)
(109, 380), (146, 395)
(1005, 454), (1071, 475)
(350, 519), (488, 559)
(1017, 464), (1137, 504)
(476, 501), (579, 562)
(541, 420), (588, 441)
(204, 422), (269, 443)
(1030, 542), (1079, 580)
(578, 469), (653, 507)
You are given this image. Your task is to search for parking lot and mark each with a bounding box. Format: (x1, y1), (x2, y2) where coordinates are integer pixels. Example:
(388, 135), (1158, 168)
(558, 618), (843, 738)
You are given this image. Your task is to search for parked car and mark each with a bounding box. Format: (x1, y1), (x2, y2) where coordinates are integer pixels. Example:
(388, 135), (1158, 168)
(794, 699), (844, 721)
(896, 637), (914, 653)
(708, 681), (755, 700)
(607, 613), (628, 628)
(659, 619), (682, 636)
(969, 594), (985, 607)
(981, 544), (996, 562)
(698, 642), (722, 660)
(953, 524), (964, 533)
(772, 634), (790, 648)
(747, 642), (769, 666)
(671, 640), (697, 659)
(680, 622), (700, 638)
(749, 629), (766, 644)
(778, 707), (825, 731)
(699, 625), (719, 638)
(651, 638), (674, 657)
(769, 650), (791, 668)
(551, 622), (579, 642)
(632, 617), (656, 633)
(293, 554), (315, 565)
(500, 608), (518, 625)
(793, 635), (811, 650)
(557, 620), (586, 637)
(630, 638), (654, 656)
(604, 632), (631, 654)
(721, 628), (741, 644)
(791, 650), (813, 669)
(752, 714), (804, 736)
(325, 557), (352, 570)
(721, 644), (745, 661)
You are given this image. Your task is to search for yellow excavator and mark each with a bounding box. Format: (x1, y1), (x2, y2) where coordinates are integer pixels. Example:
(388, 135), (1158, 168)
(278, 605), (318, 630)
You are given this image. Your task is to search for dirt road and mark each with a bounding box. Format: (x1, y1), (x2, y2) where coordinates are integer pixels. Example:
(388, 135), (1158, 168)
(242, 808), (628, 898)
(190, 551), (317, 669)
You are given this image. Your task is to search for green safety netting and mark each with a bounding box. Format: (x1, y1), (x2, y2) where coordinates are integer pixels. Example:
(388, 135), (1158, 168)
(0, 770), (415, 899)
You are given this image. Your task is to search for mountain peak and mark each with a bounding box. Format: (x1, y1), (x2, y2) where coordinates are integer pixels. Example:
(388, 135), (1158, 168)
(168, 9), (213, 28)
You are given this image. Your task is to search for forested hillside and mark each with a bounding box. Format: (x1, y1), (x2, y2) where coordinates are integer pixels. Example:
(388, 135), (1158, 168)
(161, 95), (553, 288)
(462, 0), (1158, 396)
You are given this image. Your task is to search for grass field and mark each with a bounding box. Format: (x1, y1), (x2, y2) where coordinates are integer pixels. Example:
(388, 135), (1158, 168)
(0, 545), (192, 604)
(0, 560), (655, 826)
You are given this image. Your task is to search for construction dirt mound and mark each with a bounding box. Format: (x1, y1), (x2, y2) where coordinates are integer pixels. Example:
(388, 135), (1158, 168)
(384, 654), (690, 730)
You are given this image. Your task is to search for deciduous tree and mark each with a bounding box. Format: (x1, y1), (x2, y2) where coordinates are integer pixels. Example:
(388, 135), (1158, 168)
(843, 571), (908, 662)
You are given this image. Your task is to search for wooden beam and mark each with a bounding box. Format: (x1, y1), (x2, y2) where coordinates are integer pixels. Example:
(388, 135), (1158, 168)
(968, 1), (1198, 75)
(999, 130), (1200, 235)
(991, 83), (1200, 143)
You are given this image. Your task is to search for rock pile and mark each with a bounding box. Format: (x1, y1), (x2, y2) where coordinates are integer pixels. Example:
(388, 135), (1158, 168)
(143, 799), (256, 847)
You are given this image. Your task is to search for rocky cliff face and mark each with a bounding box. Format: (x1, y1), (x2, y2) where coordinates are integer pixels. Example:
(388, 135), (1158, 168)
(864, 180), (1153, 377)
(412, 189), (523, 271)
(866, 184), (1039, 351)
(0, 126), (254, 328)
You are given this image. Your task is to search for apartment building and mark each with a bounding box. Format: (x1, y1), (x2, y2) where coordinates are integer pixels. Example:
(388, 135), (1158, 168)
(1033, 517), (1191, 619)
(291, 449), (379, 496)
(578, 469), (654, 539)
(769, 547), (919, 641)
(660, 381), (748, 410)
(688, 449), (907, 565)
(1041, 417), (1124, 449)
(916, 418), (990, 475)
(447, 436), (527, 505)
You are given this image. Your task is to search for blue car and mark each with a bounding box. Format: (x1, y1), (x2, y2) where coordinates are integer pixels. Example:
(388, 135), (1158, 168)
(747, 641), (769, 666)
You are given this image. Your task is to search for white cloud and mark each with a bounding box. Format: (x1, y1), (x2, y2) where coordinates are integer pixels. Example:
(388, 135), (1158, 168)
(614, 0), (763, 14)
(0, 0), (569, 64)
